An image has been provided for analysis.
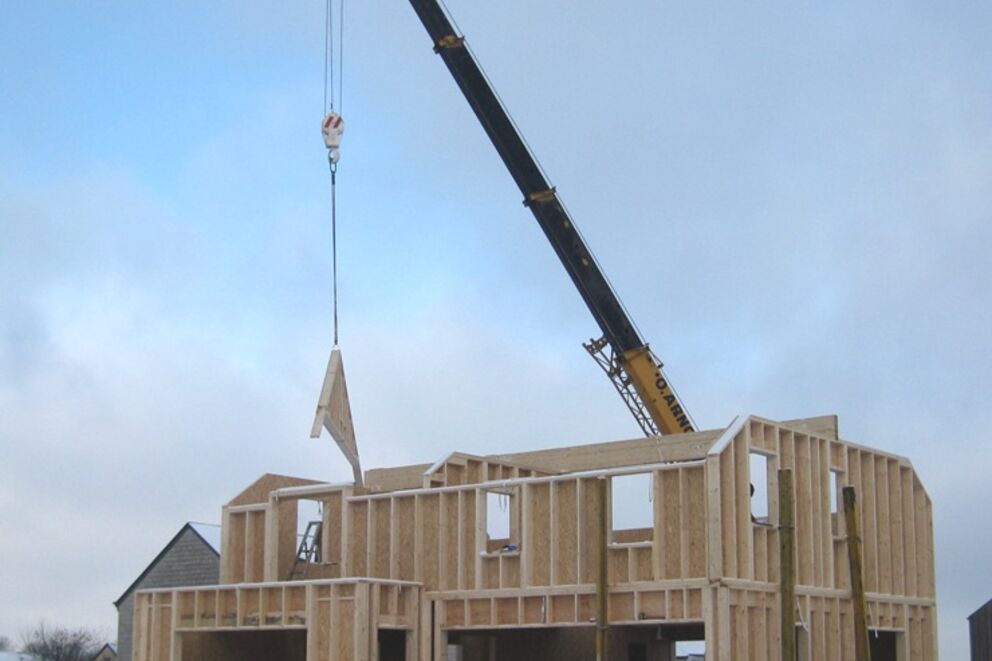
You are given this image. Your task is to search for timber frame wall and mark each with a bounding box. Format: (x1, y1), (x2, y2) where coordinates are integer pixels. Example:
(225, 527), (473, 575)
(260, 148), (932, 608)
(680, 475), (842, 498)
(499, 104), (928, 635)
(133, 414), (938, 660)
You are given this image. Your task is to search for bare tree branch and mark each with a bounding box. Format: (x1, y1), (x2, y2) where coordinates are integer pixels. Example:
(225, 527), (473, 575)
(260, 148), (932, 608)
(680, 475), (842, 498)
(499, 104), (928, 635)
(20, 623), (101, 661)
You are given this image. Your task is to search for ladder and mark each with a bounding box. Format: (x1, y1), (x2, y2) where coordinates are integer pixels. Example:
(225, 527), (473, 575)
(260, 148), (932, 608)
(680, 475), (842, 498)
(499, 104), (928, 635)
(288, 520), (323, 580)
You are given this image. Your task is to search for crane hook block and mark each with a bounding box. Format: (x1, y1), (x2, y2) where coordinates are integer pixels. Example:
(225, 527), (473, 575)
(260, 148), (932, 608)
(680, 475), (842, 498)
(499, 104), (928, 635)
(322, 111), (344, 164)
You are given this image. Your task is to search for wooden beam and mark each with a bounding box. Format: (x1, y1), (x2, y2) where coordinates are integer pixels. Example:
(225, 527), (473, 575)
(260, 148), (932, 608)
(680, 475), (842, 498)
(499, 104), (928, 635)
(843, 486), (871, 661)
(492, 429), (721, 474)
(780, 415), (839, 439)
(779, 469), (796, 661)
(595, 477), (610, 661)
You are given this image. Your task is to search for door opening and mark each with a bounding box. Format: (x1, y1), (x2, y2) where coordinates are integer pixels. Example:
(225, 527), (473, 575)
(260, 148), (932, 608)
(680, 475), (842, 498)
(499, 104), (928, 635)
(869, 630), (903, 661)
(378, 628), (406, 661)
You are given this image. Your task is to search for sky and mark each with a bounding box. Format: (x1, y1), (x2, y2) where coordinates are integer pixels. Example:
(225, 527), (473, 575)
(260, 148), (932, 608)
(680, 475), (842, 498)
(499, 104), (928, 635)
(1, 1), (989, 657)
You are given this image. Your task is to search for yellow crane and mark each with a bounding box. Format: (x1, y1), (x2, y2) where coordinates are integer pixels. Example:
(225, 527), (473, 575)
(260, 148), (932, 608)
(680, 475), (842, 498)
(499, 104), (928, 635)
(407, 0), (694, 436)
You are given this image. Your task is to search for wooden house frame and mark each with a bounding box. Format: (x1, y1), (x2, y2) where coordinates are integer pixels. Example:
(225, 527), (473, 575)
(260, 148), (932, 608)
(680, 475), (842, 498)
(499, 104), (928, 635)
(132, 414), (937, 660)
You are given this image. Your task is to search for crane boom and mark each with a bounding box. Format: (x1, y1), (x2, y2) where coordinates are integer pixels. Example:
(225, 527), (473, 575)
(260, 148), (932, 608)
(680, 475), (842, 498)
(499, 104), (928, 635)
(407, 0), (694, 436)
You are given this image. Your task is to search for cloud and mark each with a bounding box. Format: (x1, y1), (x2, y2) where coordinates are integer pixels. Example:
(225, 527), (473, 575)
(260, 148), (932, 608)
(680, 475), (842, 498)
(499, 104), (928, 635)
(0, 163), (635, 640)
(2, 2), (990, 657)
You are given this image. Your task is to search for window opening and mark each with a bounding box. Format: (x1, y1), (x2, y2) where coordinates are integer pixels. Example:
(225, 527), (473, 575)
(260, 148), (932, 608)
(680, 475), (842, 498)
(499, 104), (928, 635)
(486, 490), (513, 549)
(378, 629), (407, 661)
(658, 623), (704, 658)
(296, 499), (323, 561)
(750, 452), (770, 524)
(830, 470), (842, 514)
(611, 473), (653, 534)
(830, 469), (843, 536)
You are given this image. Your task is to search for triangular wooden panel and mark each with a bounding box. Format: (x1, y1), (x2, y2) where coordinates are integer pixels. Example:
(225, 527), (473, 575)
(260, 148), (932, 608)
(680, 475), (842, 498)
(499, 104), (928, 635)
(311, 347), (362, 485)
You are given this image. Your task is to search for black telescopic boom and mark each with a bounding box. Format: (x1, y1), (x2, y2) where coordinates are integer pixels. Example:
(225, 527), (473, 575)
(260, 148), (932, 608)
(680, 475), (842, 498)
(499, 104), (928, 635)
(407, 0), (644, 356)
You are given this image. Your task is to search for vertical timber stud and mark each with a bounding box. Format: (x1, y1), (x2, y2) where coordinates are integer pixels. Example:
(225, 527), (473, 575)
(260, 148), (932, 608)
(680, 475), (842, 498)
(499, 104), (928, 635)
(595, 477), (610, 661)
(843, 486), (871, 661)
(779, 469), (796, 661)
(169, 592), (182, 661)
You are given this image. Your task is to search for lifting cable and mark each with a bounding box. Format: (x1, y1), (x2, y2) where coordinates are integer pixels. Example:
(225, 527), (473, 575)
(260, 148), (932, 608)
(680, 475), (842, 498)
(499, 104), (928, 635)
(322, 0), (346, 346)
(330, 150), (340, 345)
(324, 0), (344, 114)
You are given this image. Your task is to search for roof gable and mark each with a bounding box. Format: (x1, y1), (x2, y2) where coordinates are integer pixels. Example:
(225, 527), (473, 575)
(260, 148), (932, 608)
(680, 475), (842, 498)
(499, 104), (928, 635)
(227, 473), (322, 506)
(188, 522), (221, 553)
(88, 643), (117, 661)
(970, 597), (992, 620)
(113, 523), (219, 607)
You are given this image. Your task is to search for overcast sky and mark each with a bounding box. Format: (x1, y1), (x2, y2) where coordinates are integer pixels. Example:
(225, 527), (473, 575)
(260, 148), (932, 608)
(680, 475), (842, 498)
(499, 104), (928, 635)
(1, 1), (989, 658)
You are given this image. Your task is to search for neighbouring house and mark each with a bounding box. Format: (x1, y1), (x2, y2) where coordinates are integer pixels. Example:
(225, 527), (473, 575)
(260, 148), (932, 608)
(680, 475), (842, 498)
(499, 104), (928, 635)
(115, 522), (220, 661)
(130, 414), (938, 660)
(90, 642), (118, 661)
(970, 598), (992, 661)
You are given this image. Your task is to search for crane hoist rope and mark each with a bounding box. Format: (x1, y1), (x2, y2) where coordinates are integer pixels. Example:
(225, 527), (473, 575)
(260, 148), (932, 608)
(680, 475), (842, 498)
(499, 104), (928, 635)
(323, 0), (345, 115)
(322, 112), (343, 345)
(312, 0), (362, 487)
(322, 0), (345, 344)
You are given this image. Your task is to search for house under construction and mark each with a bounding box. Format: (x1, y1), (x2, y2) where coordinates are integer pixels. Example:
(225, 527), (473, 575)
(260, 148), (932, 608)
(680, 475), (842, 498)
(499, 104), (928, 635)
(131, 413), (937, 661)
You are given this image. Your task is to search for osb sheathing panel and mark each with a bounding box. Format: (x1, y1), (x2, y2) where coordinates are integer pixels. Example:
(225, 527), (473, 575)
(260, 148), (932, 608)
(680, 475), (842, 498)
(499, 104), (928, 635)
(219, 418), (934, 599)
(132, 580), (420, 661)
(228, 473), (321, 507)
(780, 414), (839, 439)
(205, 415), (937, 660)
(364, 464), (432, 492)
(705, 417), (935, 600)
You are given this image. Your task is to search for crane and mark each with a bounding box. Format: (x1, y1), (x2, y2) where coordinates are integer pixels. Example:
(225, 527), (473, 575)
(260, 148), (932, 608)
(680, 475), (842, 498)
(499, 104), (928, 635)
(404, 0), (695, 437)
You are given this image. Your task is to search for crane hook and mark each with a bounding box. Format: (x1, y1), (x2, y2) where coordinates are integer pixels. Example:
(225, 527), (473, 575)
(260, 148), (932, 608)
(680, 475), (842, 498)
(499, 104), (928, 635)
(322, 111), (344, 169)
